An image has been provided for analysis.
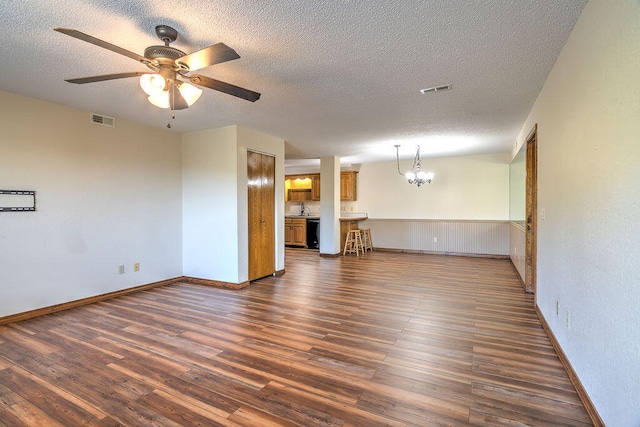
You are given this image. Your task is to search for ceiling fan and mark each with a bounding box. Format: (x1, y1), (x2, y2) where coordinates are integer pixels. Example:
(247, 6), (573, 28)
(54, 25), (261, 111)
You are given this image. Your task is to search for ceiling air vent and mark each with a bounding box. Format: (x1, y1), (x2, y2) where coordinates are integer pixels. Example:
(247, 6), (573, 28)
(420, 84), (452, 94)
(90, 113), (115, 128)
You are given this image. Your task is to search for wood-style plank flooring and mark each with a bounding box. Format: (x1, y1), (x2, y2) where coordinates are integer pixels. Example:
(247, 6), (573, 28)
(0, 249), (592, 426)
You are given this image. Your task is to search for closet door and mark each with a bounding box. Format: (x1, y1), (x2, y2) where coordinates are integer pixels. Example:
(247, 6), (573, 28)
(248, 151), (275, 281)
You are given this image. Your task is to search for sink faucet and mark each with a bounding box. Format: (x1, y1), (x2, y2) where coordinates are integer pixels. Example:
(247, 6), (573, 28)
(300, 202), (306, 216)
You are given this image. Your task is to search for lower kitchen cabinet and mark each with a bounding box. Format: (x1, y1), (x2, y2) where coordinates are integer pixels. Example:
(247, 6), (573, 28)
(284, 218), (307, 247)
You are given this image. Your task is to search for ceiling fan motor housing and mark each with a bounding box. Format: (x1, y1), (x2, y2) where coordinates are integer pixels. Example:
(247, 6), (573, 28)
(145, 26), (187, 73)
(144, 46), (186, 61)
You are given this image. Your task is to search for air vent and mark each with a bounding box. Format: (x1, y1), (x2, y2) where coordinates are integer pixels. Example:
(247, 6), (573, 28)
(90, 113), (115, 128)
(420, 84), (452, 94)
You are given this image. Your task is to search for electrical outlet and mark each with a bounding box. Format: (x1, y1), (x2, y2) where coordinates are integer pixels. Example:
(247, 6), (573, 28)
(556, 301), (560, 316)
(134, 263), (140, 272)
(118, 265), (125, 274)
(566, 311), (571, 328)
(433, 237), (438, 243)
(541, 208), (546, 221)
(514, 247), (517, 254)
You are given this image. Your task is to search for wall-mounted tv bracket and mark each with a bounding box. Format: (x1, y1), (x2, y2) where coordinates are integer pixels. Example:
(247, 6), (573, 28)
(0, 190), (36, 212)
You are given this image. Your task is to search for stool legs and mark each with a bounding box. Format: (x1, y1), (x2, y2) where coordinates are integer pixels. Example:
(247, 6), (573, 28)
(343, 229), (364, 256)
(361, 228), (373, 252)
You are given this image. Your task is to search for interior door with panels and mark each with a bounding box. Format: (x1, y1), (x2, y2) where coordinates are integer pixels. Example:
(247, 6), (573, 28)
(248, 151), (275, 281)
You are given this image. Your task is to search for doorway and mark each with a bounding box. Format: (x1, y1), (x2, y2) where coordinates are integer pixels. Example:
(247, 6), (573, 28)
(525, 124), (537, 294)
(247, 151), (275, 281)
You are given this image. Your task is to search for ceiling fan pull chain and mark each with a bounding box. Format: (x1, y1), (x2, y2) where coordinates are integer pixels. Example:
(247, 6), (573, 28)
(166, 110), (176, 129)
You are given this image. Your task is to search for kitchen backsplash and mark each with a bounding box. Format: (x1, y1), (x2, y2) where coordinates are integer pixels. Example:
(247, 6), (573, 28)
(286, 200), (359, 216)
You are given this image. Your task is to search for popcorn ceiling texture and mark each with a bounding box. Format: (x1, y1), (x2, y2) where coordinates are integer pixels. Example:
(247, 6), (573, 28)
(0, 0), (586, 162)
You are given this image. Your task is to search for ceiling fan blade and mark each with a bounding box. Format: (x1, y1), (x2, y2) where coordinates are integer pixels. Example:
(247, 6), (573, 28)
(176, 43), (240, 71)
(169, 85), (189, 110)
(65, 72), (148, 84)
(189, 74), (261, 102)
(54, 28), (148, 63)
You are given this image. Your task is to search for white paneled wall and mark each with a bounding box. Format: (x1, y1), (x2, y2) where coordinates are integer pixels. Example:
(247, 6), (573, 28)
(363, 219), (509, 256)
(509, 222), (526, 282)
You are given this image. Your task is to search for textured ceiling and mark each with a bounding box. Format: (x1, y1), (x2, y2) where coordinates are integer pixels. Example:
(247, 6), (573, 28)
(0, 0), (586, 164)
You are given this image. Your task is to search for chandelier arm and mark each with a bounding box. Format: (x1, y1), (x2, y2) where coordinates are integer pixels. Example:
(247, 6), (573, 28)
(395, 145), (405, 176)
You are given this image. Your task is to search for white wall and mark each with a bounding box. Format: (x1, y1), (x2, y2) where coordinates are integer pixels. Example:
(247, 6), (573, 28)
(182, 126), (240, 283)
(513, 1), (640, 424)
(358, 153), (510, 220)
(319, 157), (341, 255)
(182, 125), (285, 284)
(0, 91), (183, 317)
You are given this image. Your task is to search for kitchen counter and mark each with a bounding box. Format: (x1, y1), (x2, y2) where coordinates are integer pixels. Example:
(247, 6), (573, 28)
(285, 215), (368, 221)
(339, 216), (367, 221)
(284, 215), (368, 251)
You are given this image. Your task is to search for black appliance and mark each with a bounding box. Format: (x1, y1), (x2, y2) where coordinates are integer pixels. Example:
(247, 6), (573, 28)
(306, 219), (320, 249)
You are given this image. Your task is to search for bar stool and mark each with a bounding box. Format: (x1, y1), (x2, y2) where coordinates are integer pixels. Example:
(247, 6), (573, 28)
(360, 227), (373, 252)
(343, 229), (364, 256)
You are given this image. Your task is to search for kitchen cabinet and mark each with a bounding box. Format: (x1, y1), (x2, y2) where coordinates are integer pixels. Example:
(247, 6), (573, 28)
(285, 174), (320, 202)
(289, 188), (312, 201)
(340, 171), (358, 201)
(286, 172), (354, 201)
(311, 174), (321, 201)
(284, 217), (307, 247)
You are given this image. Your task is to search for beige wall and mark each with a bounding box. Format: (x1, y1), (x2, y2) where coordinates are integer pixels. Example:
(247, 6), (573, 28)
(182, 126), (240, 282)
(358, 153), (510, 220)
(513, 0), (640, 424)
(0, 91), (183, 317)
(182, 125), (285, 284)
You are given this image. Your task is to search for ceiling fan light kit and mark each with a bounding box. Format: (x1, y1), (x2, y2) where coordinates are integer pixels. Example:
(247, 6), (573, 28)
(140, 73), (166, 96)
(146, 81), (202, 109)
(54, 24), (260, 116)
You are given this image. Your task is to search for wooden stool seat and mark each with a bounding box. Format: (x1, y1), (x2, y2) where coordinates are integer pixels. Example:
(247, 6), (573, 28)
(343, 229), (364, 256)
(360, 227), (373, 252)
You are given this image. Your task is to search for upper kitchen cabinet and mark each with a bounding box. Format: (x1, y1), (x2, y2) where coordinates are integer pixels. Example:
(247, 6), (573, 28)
(285, 172), (356, 201)
(340, 171), (358, 201)
(311, 175), (321, 201)
(285, 174), (320, 202)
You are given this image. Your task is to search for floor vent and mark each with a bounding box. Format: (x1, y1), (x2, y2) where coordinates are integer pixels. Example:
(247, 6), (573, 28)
(90, 113), (115, 128)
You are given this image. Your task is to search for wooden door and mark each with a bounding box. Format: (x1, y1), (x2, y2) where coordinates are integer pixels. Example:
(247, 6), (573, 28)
(525, 125), (537, 294)
(248, 151), (275, 281)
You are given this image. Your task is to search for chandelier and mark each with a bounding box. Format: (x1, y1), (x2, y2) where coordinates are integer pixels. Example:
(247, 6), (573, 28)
(395, 145), (434, 186)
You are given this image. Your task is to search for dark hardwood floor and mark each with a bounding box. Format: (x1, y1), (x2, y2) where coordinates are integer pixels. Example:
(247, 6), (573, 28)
(0, 249), (592, 426)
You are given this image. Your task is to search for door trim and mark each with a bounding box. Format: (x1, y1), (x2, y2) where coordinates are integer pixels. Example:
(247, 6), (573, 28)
(525, 124), (537, 294)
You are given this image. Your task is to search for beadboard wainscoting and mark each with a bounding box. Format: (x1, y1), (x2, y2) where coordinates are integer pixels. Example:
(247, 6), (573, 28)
(510, 221), (526, 283)
(362, 219), (510, 256)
